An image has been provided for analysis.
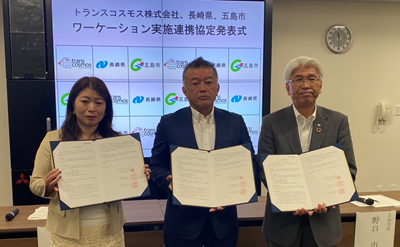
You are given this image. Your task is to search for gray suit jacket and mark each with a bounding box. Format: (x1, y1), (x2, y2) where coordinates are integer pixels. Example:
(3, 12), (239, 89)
(258, 105), (357, 247)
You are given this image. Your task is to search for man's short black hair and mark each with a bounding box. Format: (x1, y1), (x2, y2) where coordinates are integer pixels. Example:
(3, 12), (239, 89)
(182, 57), (218, 83)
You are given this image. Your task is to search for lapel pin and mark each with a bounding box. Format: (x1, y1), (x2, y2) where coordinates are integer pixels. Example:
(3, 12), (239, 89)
(316, 124), (321, 133)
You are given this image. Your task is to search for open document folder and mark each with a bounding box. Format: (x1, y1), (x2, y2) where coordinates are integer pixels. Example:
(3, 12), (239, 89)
(51, 133), (150, 210)
(261, 145), (358, 212)
(171, 143), (257, 208)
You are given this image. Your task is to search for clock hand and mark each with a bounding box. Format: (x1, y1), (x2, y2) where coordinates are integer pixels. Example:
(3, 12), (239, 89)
(337, 32), (341, 47)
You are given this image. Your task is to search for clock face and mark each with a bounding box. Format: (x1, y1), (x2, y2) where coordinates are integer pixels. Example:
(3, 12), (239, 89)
(326, 25), (353, 53)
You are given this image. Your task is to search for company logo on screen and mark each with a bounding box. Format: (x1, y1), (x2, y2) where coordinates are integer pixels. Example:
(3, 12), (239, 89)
(165, 93), (179, 105)
(131, 58), (144, 71)
(214, 63), (227, 69)
(132, 96), (161, 104)
(58, 57), (92, 69)
(96, 61), (108, 69)
(116, 130), (129, 135)
(164, 59), (188, 70)
(130, 58), (161, 71)
(111, 95), (128, 104)
(231, 95), (243, 103)
(58, 58), (72, 69)
(230, 59), (259, 72)
(165, 93), (188, 105)
(96, 61), (125, 69)
(61, 93), (69, 106)
(231, 59), (243, 72)
(132, 127), (156, 138)
(247, 127), (259, 135)
(215, 95), (228, 105)
(231, 95), (258, 103)
(132, 96), (145, 104)
(97, 61), (126, 69)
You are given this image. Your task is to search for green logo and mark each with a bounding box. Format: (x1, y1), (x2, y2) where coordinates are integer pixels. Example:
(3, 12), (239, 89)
(130, 58), (144, 71)
(165, 93), (178, 106)
(231, 59), (243, 72)
(61, 93), (69, 106)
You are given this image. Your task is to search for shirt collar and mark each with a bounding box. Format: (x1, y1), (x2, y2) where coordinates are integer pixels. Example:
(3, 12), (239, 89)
(292, 105), (317, 121)
(190, 106), (215, 124)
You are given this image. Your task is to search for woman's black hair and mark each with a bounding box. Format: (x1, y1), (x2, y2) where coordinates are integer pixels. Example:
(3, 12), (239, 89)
(61, 76), (119, 140)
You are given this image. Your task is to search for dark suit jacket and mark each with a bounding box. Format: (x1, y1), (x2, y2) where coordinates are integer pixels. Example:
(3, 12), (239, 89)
(258, 105), (357, 247)
(150, 106), (257, 240)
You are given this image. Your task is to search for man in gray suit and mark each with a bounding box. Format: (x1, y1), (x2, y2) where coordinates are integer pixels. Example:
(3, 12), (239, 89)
(258, 56), (357, 247)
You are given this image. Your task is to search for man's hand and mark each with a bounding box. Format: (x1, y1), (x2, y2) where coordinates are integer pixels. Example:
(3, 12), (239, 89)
(293, 203), (336, 216)
(167, 175), (173, 191)
(309, 203), (327, 216)
(144, 164), (151, 180)
(293, 208), (309, 216)
(209, 206), (225, 213)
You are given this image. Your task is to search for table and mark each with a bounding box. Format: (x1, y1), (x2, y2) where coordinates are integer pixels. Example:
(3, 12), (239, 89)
(159, 192), (400, 247)
(339, 191), (400, 247)
(0, 204), (46, 247)
(2, 192), (400, 247)
(233, 192), (400, 247)
(0, 200), (164, 247)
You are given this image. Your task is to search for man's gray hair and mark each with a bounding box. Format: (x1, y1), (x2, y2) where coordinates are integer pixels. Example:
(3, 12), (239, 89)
(284, 56), (325, 82)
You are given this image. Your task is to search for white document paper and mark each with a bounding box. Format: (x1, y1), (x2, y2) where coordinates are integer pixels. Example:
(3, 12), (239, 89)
(351, 195), (400, 208)
(354, 211), (396, 247)
(351, 201), (371, 207)
(52, 134), (149, 210)
(171, 145), (256, 208)
(28, 206), (48, 220)
(263, 146), (356, 212)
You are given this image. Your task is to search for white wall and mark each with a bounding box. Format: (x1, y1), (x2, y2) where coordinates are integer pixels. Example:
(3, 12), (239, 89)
(0, 1), (13, 206)
(272, 0), (400, 192)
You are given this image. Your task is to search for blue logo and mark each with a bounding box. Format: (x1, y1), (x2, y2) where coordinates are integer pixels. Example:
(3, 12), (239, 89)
(133, 96), (145, 104)
(231, 95), (243, 103)
(96, 61), (108, 69)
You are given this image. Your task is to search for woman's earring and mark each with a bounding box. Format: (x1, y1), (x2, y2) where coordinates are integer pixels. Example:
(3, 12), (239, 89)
(73, 111), (75, 115)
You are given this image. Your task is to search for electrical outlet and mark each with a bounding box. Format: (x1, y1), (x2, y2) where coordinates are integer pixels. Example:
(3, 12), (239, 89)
(377, 185), (383, 191)
(391, 184), (397, 191)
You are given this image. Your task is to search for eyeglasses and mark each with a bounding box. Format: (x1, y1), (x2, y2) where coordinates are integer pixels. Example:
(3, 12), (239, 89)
(288, 78), (321, 86)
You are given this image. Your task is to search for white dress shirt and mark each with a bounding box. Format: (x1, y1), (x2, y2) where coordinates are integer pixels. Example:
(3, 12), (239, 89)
(190, 106), (216, 150)
(293, 105), (317, 153)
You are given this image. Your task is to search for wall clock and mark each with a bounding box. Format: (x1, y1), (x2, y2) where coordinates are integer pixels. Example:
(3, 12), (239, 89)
(326, 25), (353, 54)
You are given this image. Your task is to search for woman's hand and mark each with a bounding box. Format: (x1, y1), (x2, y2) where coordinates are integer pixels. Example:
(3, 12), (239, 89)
(44, 168), (62, 196)
(144, 164), (151, 180)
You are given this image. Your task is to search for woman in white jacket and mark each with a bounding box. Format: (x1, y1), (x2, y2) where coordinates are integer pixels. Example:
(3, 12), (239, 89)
(30, 76), (151, 247)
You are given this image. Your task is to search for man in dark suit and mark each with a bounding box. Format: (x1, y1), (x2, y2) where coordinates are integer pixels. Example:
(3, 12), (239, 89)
(150, 57), (256, 247)
(258, 56), (357, 247)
